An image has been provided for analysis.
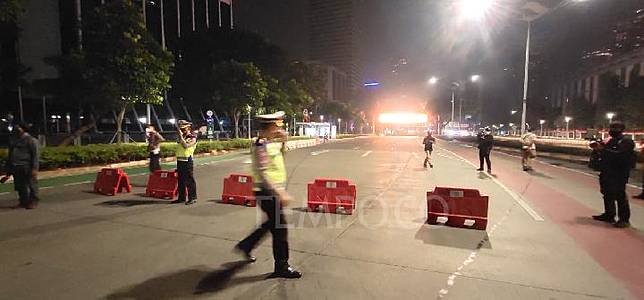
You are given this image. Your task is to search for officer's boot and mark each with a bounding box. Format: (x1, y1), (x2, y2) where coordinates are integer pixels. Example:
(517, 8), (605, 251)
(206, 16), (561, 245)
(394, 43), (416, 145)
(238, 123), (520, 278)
(273, 261), (302, 279)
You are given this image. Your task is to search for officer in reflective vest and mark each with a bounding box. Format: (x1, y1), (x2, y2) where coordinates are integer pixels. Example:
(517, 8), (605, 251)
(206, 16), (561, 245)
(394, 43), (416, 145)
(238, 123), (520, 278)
(172, 120), (198, 205)
(236, 111), (301, 279)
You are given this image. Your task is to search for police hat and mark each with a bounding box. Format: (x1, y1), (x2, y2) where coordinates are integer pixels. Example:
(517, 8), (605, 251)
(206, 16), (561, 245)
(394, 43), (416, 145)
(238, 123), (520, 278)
(256, 111), (285, 127)
(178, 120), (192, 129)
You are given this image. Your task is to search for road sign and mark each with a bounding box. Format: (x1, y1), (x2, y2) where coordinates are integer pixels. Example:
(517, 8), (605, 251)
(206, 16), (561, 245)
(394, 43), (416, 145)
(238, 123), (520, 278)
(206, 110), (214, 117)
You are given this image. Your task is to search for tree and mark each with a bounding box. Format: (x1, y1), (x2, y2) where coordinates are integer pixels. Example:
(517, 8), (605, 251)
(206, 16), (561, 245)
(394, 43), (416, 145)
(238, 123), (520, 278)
(0, 0), (27, 107)
(211, 60), (267, 138)
(83, 0), (173, 142)
(0, 0), (24, 23)
(566, 96), (596, 128)
(286, 61), (328, 109)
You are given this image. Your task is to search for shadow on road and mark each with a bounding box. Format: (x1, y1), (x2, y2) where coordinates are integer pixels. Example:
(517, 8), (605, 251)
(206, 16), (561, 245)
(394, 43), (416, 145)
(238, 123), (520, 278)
(105, 262), (266, 300)
(527, 170), (555, 179)
(415, 225), (492, 250)
(96, 199), (171, 207)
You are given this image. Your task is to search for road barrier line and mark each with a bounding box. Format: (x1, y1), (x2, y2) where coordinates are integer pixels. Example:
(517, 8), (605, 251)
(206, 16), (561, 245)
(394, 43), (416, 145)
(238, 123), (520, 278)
(440, 147), (545, 222)
(361, 151), (372, 158)
(495, 151), (642, 190)
(311, 150), (330, 156)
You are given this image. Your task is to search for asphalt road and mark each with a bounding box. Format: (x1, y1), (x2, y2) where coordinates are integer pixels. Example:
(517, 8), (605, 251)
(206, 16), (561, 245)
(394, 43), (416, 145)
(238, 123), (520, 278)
(0, 136), (642, 300)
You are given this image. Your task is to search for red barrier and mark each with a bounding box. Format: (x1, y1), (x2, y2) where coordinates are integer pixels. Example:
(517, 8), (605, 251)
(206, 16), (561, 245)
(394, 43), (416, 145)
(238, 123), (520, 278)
(94, 168), (132, 196)
(427, 186), (488, 230)
(146, 170), (179, 199)
(221, 174), (256, 207)
(307, 178), (356, 214)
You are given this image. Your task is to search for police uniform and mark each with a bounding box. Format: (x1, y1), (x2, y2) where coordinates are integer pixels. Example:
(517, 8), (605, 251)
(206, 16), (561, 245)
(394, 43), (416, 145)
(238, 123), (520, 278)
(594, 132), (635, 227)
(236, 111), (301, 279)
(174, 120), (198, 205)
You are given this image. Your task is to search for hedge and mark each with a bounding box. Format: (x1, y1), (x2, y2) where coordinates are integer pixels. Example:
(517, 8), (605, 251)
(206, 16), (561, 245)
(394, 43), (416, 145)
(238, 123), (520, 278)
(0, 139), (252, 171)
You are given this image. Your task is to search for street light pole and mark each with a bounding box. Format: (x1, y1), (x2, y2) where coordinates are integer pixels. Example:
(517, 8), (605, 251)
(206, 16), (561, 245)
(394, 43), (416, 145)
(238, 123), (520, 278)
(520, 21), (531, 136)
(450, 89), (455, 124)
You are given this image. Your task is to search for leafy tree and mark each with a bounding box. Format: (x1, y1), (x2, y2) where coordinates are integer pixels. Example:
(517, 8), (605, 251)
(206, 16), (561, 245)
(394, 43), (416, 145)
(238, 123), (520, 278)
(211, 60), (267, 138)
(0, 0), (27, 107)
(82, 0), (173, 142)
(0, 0), (24, 23)
(286, 61), (328, 109)
(565, 96), (596, 128)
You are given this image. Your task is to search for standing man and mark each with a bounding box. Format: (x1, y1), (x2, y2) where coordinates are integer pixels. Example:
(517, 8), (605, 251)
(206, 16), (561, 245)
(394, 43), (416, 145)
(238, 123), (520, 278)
(592, 122), (635, 228)
(521, 128), (537, 171)
(477, 127), (493, 173)
(422, 131), (436, 168)
(172, 120), (198, 205)
(2, 122), (40, 209)
(146, 124), (165, 172)
(236, 111), (301, 279)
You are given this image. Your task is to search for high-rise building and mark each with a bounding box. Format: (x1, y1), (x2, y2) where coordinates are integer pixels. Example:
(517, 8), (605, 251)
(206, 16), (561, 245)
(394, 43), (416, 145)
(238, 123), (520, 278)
(309, 0), (360, 98)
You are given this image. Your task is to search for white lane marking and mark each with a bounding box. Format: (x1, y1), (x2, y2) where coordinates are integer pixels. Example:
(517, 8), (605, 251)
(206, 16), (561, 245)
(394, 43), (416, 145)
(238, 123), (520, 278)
(311, 150), (330, 156)
(441, 147), (545, 222)
(361, 151), (372, 158)
(41, 186), (53, 190)
(437, 210), (511, 299)
(495, 151), (642, 189)
(353, 146), (360, 150)
(63, 181), (92, 187)
(243, 159), (252, 164)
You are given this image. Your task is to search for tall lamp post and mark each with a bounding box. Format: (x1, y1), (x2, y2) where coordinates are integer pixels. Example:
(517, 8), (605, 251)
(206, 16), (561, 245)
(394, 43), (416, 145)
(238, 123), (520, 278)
(539, 119), (546, 136)
(565, 116), (572, 139)
(429, 75), (481, 124)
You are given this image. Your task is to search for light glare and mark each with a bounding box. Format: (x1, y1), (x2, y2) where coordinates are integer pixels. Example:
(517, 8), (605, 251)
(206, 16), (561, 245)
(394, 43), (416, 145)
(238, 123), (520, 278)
(459, 0), (493, 20)
(378, 112), (428, 124)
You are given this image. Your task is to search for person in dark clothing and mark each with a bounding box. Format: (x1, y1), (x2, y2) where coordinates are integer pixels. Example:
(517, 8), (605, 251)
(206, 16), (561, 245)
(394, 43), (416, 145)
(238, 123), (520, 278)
(592, 122), (636, 228)
(422, 131), (436, 168)
(236, 111), (301, 279)
(2, 122), (40, 209)
(146, 124), (165, 172)
(477, 127), (493, 173)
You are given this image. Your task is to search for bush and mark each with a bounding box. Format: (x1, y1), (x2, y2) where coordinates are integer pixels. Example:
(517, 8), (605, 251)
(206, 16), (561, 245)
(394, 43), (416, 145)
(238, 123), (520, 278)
(0, 139), (253, 171)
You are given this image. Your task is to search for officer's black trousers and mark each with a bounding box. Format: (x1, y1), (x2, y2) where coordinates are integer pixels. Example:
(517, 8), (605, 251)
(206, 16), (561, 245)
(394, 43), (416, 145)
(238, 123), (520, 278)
(479, 150), (491, 170)
(12, 165), (38, 206)
(177, 160), (197, 201)
(238, 188), (289, 264)
(600, 175), (630, 223)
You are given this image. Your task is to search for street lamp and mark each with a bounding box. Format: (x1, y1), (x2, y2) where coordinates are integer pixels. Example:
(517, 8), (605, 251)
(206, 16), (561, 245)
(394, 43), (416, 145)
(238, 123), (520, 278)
(247, 105), (252, 139)
(565, 116), (572, 139)
(539, 119), (546, 136)
(606, 112), (615, 124)
(471, 74), (481, 82)
(511, 110), (518, 115)
(337, 118), (342, 134)
(320, 115), (324, 122)
(428, 77), (438, 85)
(458, 0), (494, 20)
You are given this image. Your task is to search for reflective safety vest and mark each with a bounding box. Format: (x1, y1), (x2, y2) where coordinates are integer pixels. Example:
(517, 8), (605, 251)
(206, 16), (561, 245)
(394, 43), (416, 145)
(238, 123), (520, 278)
(176, 139), (197, 161)
(252, 139), (287, 189)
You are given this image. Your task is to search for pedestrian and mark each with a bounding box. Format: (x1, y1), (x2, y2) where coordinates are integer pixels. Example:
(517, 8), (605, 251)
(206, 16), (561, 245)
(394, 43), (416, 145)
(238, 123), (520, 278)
(592, 122), (636, 228)
(521, 128), (537, 171)
(172, 120), (198, 205)
(145, 124), (165, 172)
(634, 140), (643, 200)
(2, 122), (40, 209)
(477, 127), (493, 173)
(235, 111), (302, 279)
(423, 131), (436, 168)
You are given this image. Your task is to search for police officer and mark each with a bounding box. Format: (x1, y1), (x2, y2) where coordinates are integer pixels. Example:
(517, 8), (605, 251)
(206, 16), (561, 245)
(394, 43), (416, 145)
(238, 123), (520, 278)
(172, 120), (198, 205)
(592, 122), (635, 228)
(422, 131), (435, 168)
(235, 111), (301, 279)
(2, 122), (40, 209)
(477, 127), (493, 173)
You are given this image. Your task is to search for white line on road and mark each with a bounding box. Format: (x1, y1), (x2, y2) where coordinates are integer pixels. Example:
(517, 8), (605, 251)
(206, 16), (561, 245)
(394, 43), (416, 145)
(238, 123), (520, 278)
(361, 151), (372, 158)
(353, 146), (360, 150)
(311, 150), (330, 156)
(495, 151), (642, 189)
(440, 148), (545, 222)
(41, 186), (53, 190)
(63, 181), (92, 187)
